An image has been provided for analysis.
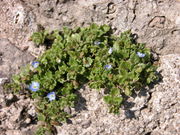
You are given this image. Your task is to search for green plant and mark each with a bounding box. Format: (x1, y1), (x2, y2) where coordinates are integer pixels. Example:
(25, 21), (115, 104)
(4, 24), (158, 130)
(35, 126), (52, 135)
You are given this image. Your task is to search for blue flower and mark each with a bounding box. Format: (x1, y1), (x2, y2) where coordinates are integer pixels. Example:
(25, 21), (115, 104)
(29, 81), (40, 92)
(32, 61), (39, 68)
(94, 41), (101, 45)
(104, 64), (112, 70)
(47, 92), (56, 101)
(137, 52), (146, 58)
(108, 47), (113, 54)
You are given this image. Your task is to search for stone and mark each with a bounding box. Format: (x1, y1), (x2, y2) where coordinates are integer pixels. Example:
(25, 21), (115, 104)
(81, 120), (91, 129)
(0, 38), (34, 77)
(27, 106), (36, 117)
(5, 130), (23, 135)
(24, 118), (31, 124)
(149, 16), (166, 28)
(0, 0), (180, 55)
(0, 78), (8, 85)
(64, 107), (71, 114)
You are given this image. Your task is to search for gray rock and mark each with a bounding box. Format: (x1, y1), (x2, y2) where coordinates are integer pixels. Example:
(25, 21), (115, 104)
(0, 38), (36, 134)
(5, 130), (23, 135)
(64, 107), (71, 114)
(0, 78), (8, 85)
(0, 0), (180, 55)
(0, 39), (34, 77)
(81, 120), (91, 129)
(24, 118), (31, 124)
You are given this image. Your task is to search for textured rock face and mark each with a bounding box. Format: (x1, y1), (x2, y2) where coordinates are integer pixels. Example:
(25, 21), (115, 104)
(149, 55), (180, 135)
(55, 54), (180, 135)
(0, 0), (180, 55)
(0, 39), (36, 135)
(0, 38), (34, 94)
(0, 94), (37, 135)
(0, 0), (180, 135)
(0, 39), (34, 77)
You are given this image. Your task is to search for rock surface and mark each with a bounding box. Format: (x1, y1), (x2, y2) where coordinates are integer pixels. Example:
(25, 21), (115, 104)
(0, 0), (180, 55)
(56, 54), (180, 135)
(0, 0), (180, 135)
(0, 39), (36, 135)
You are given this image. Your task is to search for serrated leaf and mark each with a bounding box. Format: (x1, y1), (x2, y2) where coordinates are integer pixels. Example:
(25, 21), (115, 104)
(83, 57), (93, 67)
(38, 113), (46, 121)
(110, 87), (120, 96)
(113, 41), (120, 52)
(101, 25), (110, 32)
(104, 95), (112, 104)
(113, 96), (123, 105)
(124, 87), (132, 96)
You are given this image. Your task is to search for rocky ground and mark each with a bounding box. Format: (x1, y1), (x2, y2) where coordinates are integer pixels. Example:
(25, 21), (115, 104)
(0, 0), (180, 135)
(56, 54), (180, 135)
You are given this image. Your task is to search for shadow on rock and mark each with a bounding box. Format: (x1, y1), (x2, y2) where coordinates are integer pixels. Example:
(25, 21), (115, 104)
(122, 70), (163, 119)
(74, 86), (87, 113)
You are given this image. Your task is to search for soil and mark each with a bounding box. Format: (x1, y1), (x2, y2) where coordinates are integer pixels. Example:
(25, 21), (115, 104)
(0, 0), (180, 135)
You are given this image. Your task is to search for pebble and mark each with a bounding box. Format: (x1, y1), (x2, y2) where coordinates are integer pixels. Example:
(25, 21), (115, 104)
(0, 77), (8, 84)
(25, 118), (31, 124)
(81, 120), (91, 129)
(64, 107), (71, 114)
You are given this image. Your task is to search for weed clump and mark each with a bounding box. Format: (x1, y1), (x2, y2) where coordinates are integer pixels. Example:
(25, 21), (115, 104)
(4, 24), (158, 133)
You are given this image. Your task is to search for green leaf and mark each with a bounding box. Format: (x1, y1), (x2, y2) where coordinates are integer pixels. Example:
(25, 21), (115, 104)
(124, 87), (132, 96)
(71, 33), (81, 42)
(31, 31), (48, 45)
(38, 113), (46, 121)
(130, 52), (140, 64)
(101, 25), (110, 32)
(104, 95), (112, 104)
(89, 81), (103, 89)
(63, 27), (72, 36)
(83, 57), (93, 67)
(110, 87), (120, 96)
(134, 63), (146, 73)
(112, 96), (123, 106)
(12, 75), (21, 85)
(119, 61), (131, 70)
(113, 41), (120, 52)
(119, 49), (129, 59)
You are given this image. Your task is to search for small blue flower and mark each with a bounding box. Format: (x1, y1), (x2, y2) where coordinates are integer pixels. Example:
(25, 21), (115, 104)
(29, 81), (40, 92)
(137, 52), (146, 58)
(32, 61), (39, 68)
(108, 47), (113, 54)
(94, 41), (101, 45)
(47, 92), (56, 101)
(104, 64), (112, 70)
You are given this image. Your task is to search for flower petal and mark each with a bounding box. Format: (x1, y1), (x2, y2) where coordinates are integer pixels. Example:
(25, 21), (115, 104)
(94, 41), (101, 45)
(29, 81), (40, 92)
(47, 92), (56, 101)
(32, 61), (39, 68)
(104, 64), (112, 70)
(137, 52), (146, 58)
(108, 47), (113, 54)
